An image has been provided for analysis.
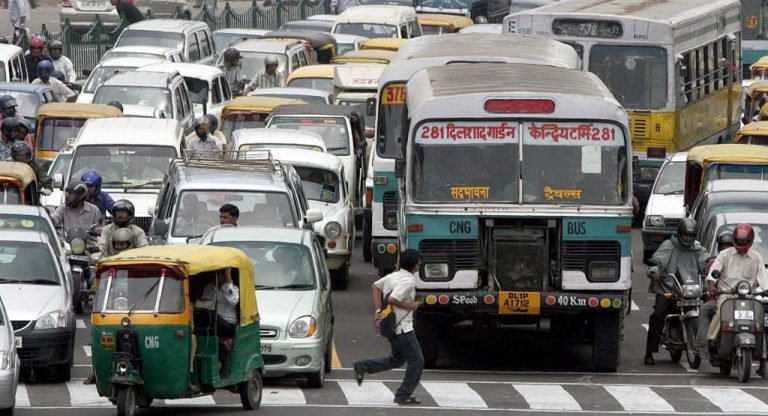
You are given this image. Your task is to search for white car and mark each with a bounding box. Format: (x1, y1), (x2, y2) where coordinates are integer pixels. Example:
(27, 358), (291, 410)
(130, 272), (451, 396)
(249, 87), (333, 105)
(231, 128), (328, 153)
(0, 295), (18, 414)
(331, 34), (368, 55)
(642, 152), (688, 261)
(270, 148), (355, 289)
(100, 46), (186, 64)
(77, 56), (167, 104)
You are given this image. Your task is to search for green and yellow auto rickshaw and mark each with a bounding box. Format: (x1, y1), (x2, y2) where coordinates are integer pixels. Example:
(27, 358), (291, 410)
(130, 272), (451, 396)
(91, 245), (263, 416)
(0, 161), (41, 205)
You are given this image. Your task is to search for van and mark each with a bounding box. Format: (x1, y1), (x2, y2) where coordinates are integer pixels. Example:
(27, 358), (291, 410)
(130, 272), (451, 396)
(115, 20), (217, 65)
(0, 45), (28, 83)
(332, 5), (422, 39)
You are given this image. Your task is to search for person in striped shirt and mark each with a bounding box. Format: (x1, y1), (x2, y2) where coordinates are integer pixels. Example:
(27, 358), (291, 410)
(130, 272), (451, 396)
(243, 55), (285, 94)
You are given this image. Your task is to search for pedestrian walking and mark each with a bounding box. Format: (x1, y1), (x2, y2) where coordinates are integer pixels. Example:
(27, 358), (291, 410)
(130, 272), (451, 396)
(8, 0), (30, 45)
(353, 249), (424, 405)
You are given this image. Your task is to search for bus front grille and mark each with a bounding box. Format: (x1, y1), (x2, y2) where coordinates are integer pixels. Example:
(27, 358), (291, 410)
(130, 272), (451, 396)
(630, 116), (650, 140)
(562, 241), (622, 271)
(419, 239), (478, 270)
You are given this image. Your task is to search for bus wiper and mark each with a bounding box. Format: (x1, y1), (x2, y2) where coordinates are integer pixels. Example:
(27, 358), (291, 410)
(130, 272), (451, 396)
(0, 278), (23, 284)
(278, 284), (314, 289)
(255, 284), (279, 290)
(125, 180), (163, 190)
(326, 146), (348, 152)
(663, 190), (684, 195)
(25, 279), (58, 285)
(128, 279), (161, 315)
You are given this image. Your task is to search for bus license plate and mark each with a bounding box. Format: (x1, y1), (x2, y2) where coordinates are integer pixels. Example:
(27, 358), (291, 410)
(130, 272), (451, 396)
(14, 337), (21, 348)
(261, 344), (271, 353)
(498, 292), (540, 315)
(735, 310), (754, 320)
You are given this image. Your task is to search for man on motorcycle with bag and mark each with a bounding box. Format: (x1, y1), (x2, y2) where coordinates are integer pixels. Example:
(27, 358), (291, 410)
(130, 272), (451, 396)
(49, 181), (103, 234)
(645, 218), (709, 365)
(696, 224), (768, 353)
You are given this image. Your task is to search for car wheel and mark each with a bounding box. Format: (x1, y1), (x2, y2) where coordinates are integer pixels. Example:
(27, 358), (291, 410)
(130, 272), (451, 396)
(306, 355), (325, 388)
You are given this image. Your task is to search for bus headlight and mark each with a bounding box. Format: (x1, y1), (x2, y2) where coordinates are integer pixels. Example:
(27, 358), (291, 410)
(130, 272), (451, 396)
(385, 211), (398, 229)
(422, 263), (449, 280)
(324, 222), (341, 239)
(588, 262), (618, 282)
(645, 216), (665, 227)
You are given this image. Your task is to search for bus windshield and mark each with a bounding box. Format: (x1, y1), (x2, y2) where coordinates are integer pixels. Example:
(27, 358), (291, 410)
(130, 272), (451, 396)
(377, 83), (406, 158)
(588, 45), (668, 109)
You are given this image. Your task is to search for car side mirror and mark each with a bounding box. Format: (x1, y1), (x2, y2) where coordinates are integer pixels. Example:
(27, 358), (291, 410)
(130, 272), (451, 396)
(305, 209), (324, 224)
(151, 219), (168, 237)
(53, 173), (63, 189)
(395, 158), (406, 179)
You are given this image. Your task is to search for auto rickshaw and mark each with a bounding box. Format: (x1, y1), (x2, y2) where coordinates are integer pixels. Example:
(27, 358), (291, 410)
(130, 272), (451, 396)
(91, 245), (264, 416)
(742, 80), (768, 124)
(263, 30), (337, 64)
(0, 161), (41, 205)
(330, 49), (395, 65)
(286, 64), (337, 94)
(221, 96), (307, 142)
(684, 144), (768, 211)
(734, 121), (768, 145)
(750, 56), (768, 80)
(359, 38), (407, 52)
(417, 13), (474, 35)
(34, 103), (123, 168)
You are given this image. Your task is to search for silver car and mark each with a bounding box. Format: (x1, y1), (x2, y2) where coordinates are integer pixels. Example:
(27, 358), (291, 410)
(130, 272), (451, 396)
(0, 296), (19, 414)
(201, 226), (334, 388)
(60, 0), (119, 28)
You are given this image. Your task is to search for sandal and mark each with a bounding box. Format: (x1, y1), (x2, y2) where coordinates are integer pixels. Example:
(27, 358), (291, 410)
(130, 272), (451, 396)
(353, 362), (364, 386)
(394, 396), (421, 405)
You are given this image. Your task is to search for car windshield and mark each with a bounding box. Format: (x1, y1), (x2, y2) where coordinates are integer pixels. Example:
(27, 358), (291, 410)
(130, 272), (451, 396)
(38, 118), (86, 151)
(211, 241), (316, 289)
(102, 52), (165, 61)
(708, 202), (768, 220)
(334, 23), (398, 39)
(269, 117), (350, 155)
(239, 143), (324, 152)
(294, 166), (340, 203)
(172, 191), (297, 238)
(0, 242), (58, 285)
(718, 223), (768, 262)
(0, 215), (55, 248)
(68, 145), (176, 189)
(421, 25), (445, 35)
(337, 42), (356, 55)
(255, 94), (327, 104)
(705, 164), (768, 182)
(337, 100), (373, 128)
(95, 268), (184, 313)
(0, 184), (21, 204)
(588, 45), (668, 110)
(286, 78), (334, 94)
(223, 113), (269, 140)
(653, 161), (685, 195)
(116, 30), (185, 51)
(0, 91), (39, 119)
(83, 66), (140, 94)
(238, 52), (288, 81)
(93, 86), (172, 115)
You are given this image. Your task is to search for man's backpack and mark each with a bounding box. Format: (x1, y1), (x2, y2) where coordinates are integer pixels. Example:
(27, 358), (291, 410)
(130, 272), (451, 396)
(379, 294), (397, 338)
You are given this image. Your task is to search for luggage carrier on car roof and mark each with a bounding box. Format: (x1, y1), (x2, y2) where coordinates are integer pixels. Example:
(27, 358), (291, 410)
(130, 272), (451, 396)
(170, 149), (287, 175)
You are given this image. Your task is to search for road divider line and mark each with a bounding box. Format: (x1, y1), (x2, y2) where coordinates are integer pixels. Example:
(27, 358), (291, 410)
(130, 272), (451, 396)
(641, 324), (649, 331)
(421, 382), (486, 408)
(83, 345), (92, 357)
(693, 387), (768, 413)
(604, 386), (673, 412)
(76, 320), (87, 329)
(514, 383), (581, 411)
(262, 387), (306, 405)
(631, 301), (640, 311)
(65, 382), (112, 407)
(337, 381), (395, 406)
(15, 383), (30, 407)
(163, 396), (217, 406)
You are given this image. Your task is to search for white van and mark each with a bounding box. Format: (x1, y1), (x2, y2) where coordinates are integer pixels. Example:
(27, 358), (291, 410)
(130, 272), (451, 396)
(332, 5), (422, 39)
(0, 45), (27, 83)
(115, 20), (217, 65)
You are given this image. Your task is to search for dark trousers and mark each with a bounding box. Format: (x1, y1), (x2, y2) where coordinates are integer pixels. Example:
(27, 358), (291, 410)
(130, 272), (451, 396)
(646, 294), (675, 355)
(355, 331), (424, 400)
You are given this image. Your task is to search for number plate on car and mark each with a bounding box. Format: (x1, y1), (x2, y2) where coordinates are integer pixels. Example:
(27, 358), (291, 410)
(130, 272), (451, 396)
(261, 344), (271, 353)
(735, 310), (754, 320)
(498, 291), (540, 315)
(14, 337), (21, 348)
(84, 1), (104, 6)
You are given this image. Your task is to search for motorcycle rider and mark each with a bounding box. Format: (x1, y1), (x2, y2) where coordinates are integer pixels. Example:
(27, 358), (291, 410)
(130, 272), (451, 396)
(10, 141), (51, 190)
(697, 224), (768, 351)
(0, 96), (22, 121)
(220, 48), (244, 95)
(645, 218), (709, 365)
(47, 40), (77, 85)
(33, 60), (76, 103)
(13, 118), (34, 147)
(0, 118), (18, 160)
(81, 170), (114, 217)
(95, 200), (148, 259)
(25, 36), (52, 81)
(49, 181), (103, 234)
(205, 113), (227, 149)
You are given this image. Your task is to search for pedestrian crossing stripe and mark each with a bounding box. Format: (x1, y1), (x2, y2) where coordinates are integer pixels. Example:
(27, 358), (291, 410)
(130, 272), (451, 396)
(14, 380), (768, 413)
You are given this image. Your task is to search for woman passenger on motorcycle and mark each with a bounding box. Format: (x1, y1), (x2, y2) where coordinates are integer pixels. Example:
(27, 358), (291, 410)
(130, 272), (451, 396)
(645, 218), (709, 365)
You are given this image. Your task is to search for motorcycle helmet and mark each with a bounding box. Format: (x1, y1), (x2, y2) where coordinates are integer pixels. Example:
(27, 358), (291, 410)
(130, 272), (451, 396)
(47, 40), (63, 59)
(106, 100), (123, 112)
(205, 113), (219, 132)
(112, 227), (134, 253)
(676, 218), (697, 247)
(733, 223), (755, 254)
(51, 70), (66, 83)
(37, 60), (54, 82)
(16, 118), (32, 137)
(1, 117), (19, 138)
(80, 170), (103, 194)
(0, 95), (17, 117)
(264, 55), (279, 67)
(110, 199), (135, 227)
(64, 181), (88, 208)
(717, 230), (734, 251)
(28, 37), (45, 56)
(10, 141), (32, 163)
(223, 48), (241, 64)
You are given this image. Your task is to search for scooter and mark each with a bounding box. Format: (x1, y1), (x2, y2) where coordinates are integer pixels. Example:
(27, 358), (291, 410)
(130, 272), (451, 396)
(65, 225), (100, 314)
(659, 269), (704, 368)
(702, 273), (767, 383)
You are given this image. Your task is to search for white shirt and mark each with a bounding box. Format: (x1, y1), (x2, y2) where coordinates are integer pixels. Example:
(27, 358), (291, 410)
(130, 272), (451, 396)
(201, 281), (239, 325)
(375, 269), (416, 334)
(707, 247), (768, 292)
(9, 0), (29, 28)
(32, 77), (75, 102)
(52, 56), (77, 83)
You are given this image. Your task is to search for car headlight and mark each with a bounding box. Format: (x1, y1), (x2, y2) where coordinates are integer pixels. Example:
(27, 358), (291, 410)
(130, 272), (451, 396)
(737, 281), (752, 296)
(423, 263), (449, 280)
(682, 284), (702, 299)
(324, 221), (342, 239)
(70, 238), (85, 255)
(645, 215), (665, 227)
(35, 310), (68, 329)
(0, 351), (9, 370)
(288, 316), (317, 338)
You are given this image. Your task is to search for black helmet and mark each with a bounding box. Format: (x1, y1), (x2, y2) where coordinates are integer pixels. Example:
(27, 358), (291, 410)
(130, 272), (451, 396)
(51, 70), (66, 83)
(64, 181), (88, 208)
(47, 40), (63, 50)
(717, 230), (734, 248)
(17, 118), (32, 135)
(107, 100), (123, 112)
(1, 117), (19, 138)
(205, 113), (218, 132)
(110, 199), (135, 227)
(677, 218), (698, 247)
(223, 48), (242, 63)
(10, 141), (32, 163)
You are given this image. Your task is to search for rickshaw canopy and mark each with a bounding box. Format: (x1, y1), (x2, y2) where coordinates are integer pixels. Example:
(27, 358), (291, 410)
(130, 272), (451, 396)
(286, 64), (337, 82)
(221, 96), (308, 117)
(0, 161), (36, 188)
(263, 30), (337, 51)
(735, 121), (768, 143)
(331, 49), (395, 65)
(751, 56), (768, 73)
(684, 144), (768, 207)
(417, 13), (474, 32)
(36, 102), (124, 119)
(96, 245), (259, 326)
(359, 38), (407, 52)
(746, 80), (768, 97)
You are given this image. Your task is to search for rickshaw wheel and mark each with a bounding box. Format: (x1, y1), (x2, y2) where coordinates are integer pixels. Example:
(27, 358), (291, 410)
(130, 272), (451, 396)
(116, 386), (136, 416)
(239, 370), (262, 410)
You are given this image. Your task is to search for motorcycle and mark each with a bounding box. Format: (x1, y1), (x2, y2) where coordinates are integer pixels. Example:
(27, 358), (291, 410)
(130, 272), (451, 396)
(702, 273), (767, 383)
(659, 270), (704, 368)
(64, 225), (100, 314)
